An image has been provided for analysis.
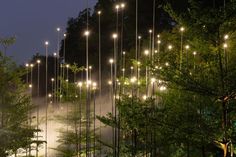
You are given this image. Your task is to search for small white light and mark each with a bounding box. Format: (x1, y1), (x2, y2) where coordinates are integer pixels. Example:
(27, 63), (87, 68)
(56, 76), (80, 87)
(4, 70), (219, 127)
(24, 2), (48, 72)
(109, 59), (114, 64)
(130, 77), (137, 83)
(45, 41), (49, 45)
(84, 30), (90, 36)
(78, 82), (83, 87)
(108, 80), (112, 85)
(144, 50), (149, 55)
(37, 60), (41, 64)
(57, 27), (60, 32)
(160, 86), (167, 91)
(223, 43), (228, 48)
(193, 51), (197, 56)
(180, 27), (185, 32)
(151, 78), (156, 83)
(168, 45), (173, 50)
(143, 95), (147, 100)
(115, 4), (120, 10)
(224, 34), (229, 40)
(185, 45), (190, 49)
(112, 33), (118, 39)
(25, 63), (29, 67)
(98, 11), (101, 15)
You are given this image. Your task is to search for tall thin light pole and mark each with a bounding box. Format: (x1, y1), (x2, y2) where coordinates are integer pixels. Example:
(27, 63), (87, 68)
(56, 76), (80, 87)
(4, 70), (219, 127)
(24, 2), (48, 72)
(36, 59), (40, 157)
(180, 27), (185, 70)
(144, 50), (149, 96)
(135, 0), (138, 77)
(152, 0), (156, 64)
(185, 45), (190, 67)
(84, 30), (90, 157)
(112, 33), (118, 157)
(120, 3), (125, 74)
(29, 63), (33, 156)
(92, 82), (97, 157)
(53, 52), (57, 103)
(56, 28), (61, 103)
(25, 63), (29, 84)
(109, 58), (114, 157)
(97, 10), (102, 157)
(66, 64), (69, 133)
(149, 29), (152, 60)
(78, 82), (82, 156)
(44, 41), (49, 157)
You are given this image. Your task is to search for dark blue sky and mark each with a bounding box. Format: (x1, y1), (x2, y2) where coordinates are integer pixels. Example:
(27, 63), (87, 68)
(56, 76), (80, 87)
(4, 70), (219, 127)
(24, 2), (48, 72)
(0, 0), (97, 64)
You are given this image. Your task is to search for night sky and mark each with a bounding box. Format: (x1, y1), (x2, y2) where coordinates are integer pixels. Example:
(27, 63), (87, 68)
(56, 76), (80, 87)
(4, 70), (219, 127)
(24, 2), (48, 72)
(0, 0), (97, 64)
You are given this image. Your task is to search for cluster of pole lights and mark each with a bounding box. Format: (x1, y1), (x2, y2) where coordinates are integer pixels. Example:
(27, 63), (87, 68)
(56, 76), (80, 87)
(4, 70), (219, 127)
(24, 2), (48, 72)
(19, 0), (234, 156)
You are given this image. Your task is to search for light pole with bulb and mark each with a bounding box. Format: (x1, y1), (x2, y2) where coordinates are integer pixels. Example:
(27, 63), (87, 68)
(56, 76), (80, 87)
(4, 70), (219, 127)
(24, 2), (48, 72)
(193, 51), (197, 71)
(56, 28), (61, 103)
(36, 59), (40, 157)
(180, 27), (185, 70)
(144, 50), (149, 96)
(112, 33), (118, 90)
(77, 82), (83, 156)
(44, 41), (49, 157)
(25, 63), (29, 84)
(84, 29), (91, 157)
(185, 45), (190, 67)
(157, 39), (161, 64)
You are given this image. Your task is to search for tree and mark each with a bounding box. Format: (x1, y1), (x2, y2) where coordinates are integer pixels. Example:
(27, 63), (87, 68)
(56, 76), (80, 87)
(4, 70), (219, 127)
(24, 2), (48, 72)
(0, 51), (37, 156)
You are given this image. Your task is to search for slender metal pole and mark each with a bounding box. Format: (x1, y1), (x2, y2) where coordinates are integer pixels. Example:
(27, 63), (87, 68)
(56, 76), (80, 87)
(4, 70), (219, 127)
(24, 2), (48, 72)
(79, 85), (82, 157)
(36, 61), (40, 157)
(57, 29), (60, 103)
(98, 11), (102, 157)
(54, 55), (56, 103)
(135, 0), (138, 76)
(93, 89), (96, 157)
(152, 0), (156, 63)
(45, 42), (49, 157)
(29, 64), (33, 156)
(180, 31), (183, 70)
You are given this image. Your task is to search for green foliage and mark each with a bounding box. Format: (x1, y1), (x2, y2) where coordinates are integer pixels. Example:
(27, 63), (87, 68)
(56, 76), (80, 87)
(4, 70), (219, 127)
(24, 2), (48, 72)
(0, 52), (37, 156)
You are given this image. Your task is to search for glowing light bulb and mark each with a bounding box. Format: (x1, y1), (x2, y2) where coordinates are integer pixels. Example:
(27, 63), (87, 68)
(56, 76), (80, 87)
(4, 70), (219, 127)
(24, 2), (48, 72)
(224, 34), (229, 40)
(112, 33), (118, 39)
(45, 41), (49, 45)
(223, 43), (228, 48)
(57, 27), (60, 32)
(84, 30), (90, 36)
(144, 50), (149, 55)
(151, 78), (156, 83)
(185, 45), (190, 49)
(109, 59), (114, 64)
(37, 60), (41, 64)
(168, 45), (173, 50)
(180, 27), (185, 32)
